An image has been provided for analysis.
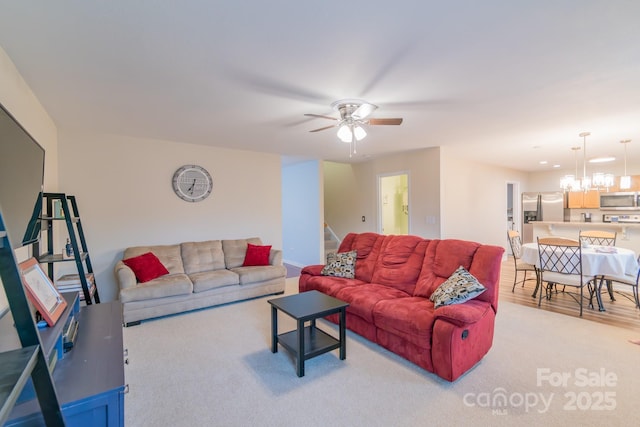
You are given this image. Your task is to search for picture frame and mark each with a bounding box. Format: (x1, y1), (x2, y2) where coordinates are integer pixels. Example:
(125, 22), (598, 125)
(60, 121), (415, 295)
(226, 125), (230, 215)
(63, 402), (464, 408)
(19, 257), (67, 326)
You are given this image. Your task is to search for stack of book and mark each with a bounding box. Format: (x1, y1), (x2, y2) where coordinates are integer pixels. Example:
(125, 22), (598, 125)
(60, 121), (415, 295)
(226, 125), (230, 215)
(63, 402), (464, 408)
(55, 273), (96, 301)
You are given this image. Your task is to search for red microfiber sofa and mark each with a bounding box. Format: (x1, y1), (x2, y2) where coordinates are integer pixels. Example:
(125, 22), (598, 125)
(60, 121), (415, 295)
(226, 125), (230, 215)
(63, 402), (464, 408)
(299, 232), (504, 382)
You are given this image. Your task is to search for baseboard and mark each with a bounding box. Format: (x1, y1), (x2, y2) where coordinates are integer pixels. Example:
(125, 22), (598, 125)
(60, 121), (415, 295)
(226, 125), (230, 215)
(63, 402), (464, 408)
(283, 259), (305, 268)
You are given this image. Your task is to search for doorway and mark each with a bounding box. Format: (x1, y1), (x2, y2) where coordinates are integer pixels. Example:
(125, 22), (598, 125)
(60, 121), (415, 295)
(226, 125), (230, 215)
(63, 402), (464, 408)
(378, 172), (409, 235)
(506, 181), (520, 255)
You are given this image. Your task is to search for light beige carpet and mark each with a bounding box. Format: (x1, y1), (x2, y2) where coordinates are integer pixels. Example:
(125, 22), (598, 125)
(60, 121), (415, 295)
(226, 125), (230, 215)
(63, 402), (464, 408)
(123, 278), (638, 426)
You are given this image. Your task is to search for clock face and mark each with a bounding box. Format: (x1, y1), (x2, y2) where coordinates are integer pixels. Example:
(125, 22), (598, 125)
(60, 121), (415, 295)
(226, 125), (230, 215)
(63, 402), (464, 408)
(172, 165), (213, 202)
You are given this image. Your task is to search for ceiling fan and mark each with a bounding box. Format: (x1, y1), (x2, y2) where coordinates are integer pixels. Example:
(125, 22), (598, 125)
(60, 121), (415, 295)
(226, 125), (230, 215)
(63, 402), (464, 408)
(304, 99), (403, 155)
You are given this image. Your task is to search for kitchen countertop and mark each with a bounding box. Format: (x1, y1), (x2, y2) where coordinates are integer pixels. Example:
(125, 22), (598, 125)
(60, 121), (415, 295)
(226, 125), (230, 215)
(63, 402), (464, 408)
(532, 221), (640, 228)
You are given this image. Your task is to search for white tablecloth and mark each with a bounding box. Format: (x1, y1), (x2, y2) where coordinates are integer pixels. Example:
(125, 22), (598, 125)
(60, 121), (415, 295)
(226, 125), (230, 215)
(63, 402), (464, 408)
(521, 242), (638, 278)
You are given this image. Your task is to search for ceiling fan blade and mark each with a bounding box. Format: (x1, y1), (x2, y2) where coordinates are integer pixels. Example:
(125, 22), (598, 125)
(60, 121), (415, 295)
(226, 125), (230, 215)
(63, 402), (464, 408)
(309, 124), (337, 132)
(304, 113), (338, 121)
(368, 118), (403, 125)
(223, 67), (329, 102)
(381, 99), (454, 109)
(352, 103), (378, 120)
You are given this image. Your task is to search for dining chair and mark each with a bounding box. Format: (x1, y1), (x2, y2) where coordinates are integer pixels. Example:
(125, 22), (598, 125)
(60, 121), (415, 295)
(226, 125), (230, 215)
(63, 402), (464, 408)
(579, 230), (617, 301)
(599, 255), (640, 309)
(536, 237), (596, 317)
(578, 230), (617, 246)
(506, 230), (538, 293)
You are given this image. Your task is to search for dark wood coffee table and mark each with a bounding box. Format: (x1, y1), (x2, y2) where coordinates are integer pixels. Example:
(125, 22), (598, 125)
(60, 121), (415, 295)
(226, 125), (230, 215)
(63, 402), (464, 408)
(268, 290), (349, 377)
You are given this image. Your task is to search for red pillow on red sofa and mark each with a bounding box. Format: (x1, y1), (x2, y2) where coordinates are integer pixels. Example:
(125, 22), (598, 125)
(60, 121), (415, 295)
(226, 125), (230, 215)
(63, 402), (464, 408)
(242, 243), (272, 266)
(123, 252), (170, 283)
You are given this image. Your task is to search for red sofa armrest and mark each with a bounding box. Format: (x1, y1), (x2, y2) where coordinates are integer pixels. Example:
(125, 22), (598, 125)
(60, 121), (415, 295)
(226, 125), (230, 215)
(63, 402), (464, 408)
(433, 300), (493, 327)
(301, 264), (324, 276)
(431, 300), (496, 381)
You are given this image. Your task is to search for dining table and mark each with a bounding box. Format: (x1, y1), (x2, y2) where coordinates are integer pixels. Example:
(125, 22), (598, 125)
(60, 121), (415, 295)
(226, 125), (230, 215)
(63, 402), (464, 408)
(520, 242), (638, 311)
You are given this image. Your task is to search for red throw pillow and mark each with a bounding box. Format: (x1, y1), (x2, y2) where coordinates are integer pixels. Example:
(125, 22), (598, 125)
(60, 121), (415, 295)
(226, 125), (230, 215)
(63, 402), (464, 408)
(123, 252), (170, 283)
(242, 243), (272, 266)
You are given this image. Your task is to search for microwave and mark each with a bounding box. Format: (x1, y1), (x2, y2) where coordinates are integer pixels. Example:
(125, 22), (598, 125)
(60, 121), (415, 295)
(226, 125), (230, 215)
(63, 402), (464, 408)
(599, 192), (637, 210)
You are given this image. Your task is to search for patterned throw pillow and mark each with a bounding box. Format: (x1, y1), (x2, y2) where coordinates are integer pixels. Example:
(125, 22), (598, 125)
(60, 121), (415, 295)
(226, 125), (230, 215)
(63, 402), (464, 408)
(430, 266), (486, 309)
(321, 250), (357, 279)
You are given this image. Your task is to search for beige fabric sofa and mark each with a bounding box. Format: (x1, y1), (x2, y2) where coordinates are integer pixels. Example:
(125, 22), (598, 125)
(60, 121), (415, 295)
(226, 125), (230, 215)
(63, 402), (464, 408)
(114, 237), (286, 326)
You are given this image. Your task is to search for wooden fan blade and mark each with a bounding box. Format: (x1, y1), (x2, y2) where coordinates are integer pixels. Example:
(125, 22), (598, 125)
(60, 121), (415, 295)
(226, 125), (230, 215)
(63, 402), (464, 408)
(368, 118), (403, 125)
(304, 113), (338, 121)
(309, 124), (337, 132)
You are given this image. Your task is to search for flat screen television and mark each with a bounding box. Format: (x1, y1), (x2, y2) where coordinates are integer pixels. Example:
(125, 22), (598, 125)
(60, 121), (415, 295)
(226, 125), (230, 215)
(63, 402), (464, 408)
(0, 102), (45, 249)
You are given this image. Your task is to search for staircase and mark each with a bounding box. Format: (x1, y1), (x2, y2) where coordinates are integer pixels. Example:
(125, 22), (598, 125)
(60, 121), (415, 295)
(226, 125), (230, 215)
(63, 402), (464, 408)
(324, 223), (340, 260)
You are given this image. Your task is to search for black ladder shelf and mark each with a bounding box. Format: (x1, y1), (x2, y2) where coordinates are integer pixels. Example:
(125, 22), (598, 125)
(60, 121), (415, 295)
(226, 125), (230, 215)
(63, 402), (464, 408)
(32, 193), (100, 304)
(0, 212), (65, 426)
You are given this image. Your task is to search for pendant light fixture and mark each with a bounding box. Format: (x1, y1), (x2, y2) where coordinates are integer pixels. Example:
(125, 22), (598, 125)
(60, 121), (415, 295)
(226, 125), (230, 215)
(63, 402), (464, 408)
(620, 139), (632, 190)
(579, 132), (591, 191)
(560, 146), (582, 191)
(592, 172), (615, 189)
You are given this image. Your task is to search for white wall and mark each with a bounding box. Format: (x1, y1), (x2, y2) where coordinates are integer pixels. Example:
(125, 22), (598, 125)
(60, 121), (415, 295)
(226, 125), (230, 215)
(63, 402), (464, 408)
(326, 144), (532, 255)
(324, 148), (441, 240)
(282, 160), (323, 266)
(440, 146), (530, 251)
(323, 162), (367, 239)
(57, 131), (283, 302)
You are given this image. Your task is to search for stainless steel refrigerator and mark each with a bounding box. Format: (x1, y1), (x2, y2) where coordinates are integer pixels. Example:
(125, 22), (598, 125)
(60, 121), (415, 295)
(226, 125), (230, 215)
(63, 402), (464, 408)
(521, 192), (565, 243)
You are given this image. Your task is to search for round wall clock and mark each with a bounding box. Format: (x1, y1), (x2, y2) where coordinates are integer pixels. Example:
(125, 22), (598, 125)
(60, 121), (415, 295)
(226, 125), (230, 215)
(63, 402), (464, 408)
(172, 165), (213, 202)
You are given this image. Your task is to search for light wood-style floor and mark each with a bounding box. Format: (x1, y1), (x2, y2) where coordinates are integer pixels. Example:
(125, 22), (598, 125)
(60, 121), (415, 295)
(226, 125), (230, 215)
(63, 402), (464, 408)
(500, 257), (640, 331)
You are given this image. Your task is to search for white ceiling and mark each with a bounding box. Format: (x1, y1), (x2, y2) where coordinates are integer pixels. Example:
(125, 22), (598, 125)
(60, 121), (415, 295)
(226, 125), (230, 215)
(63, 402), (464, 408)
(1, 1), (640, 172)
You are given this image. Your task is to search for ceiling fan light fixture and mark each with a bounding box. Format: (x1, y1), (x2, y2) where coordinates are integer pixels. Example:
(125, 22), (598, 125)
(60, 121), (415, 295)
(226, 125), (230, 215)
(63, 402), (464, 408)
(353, 125), (367, 141)
(337, 124), (353, 143)
(307, 99), (403, 156)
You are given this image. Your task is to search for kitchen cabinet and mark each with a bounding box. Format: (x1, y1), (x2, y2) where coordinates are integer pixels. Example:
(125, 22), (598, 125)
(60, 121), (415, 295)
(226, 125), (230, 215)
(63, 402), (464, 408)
(567, 191), (582, 208)
(600, 175), (640, 192)
(566, 189), (599, 208)
(583, 189), (600, 208)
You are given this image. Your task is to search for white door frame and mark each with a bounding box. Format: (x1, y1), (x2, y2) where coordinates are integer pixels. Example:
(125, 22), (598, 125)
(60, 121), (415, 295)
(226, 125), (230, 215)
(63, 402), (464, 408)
(507, 181), (521, 234)
(506, 181), (521, 256)
(377, 171), (411, 235)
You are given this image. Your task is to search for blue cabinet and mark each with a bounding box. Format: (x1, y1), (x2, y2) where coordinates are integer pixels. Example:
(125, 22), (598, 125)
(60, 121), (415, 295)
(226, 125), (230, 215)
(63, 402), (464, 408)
(7, 300), (125, 426)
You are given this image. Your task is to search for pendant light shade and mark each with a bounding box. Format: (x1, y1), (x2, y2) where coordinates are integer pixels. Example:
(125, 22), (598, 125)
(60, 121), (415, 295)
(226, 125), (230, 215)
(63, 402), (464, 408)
(560, 146), (582, 191)
(620, 176), (631, 190)
(620, 139), (632, 190)
(579, 132), (591, 191)
(592, 172), (615, 189)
